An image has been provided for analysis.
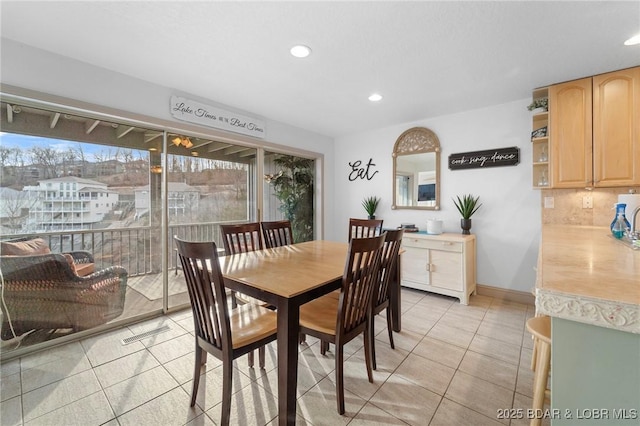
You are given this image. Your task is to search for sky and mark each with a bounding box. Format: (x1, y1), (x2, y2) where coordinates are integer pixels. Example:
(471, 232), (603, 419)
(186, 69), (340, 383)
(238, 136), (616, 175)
(0, 132), (143, 163)
(0, 132), (75, 151)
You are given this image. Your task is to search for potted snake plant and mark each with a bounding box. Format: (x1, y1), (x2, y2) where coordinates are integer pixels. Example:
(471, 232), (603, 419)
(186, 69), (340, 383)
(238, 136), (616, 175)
(362, 196), (381, 219)
(453, 194), (482, 234)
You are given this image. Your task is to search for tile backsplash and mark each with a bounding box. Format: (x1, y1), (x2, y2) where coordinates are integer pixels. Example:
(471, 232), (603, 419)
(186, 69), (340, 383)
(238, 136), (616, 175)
(541, 187), (640, 226)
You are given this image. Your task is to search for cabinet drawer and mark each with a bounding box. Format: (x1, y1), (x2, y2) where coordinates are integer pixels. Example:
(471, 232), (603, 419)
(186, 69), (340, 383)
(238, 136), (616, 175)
(402, 237), (463, 253)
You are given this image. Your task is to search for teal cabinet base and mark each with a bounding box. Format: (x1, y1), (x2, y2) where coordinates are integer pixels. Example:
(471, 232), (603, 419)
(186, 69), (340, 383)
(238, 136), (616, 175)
(551, 318), (640, 425)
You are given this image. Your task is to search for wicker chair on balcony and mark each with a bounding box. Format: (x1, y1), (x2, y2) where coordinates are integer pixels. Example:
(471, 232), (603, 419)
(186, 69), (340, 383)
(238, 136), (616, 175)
(0, 242), (128, 341)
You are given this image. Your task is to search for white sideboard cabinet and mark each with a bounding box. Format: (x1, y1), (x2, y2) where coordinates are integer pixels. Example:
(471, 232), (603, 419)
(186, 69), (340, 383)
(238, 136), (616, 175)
(401, 232), (476, 304)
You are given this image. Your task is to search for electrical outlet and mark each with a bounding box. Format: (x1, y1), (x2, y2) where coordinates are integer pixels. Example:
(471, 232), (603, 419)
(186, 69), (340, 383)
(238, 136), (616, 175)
(544, 197), (554, 209)
(582, 196), (593, 209)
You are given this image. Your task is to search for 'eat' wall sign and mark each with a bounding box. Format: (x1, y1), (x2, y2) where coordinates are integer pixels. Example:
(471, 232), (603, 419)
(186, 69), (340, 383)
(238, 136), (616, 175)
(348, 158), (379, 181)
(448, 147), (520, 170)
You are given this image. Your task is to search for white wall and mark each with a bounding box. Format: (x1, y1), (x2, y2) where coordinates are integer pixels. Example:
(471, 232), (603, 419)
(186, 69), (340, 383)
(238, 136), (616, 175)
(334, 100), (541, 293)
(0, 39), (336, 237)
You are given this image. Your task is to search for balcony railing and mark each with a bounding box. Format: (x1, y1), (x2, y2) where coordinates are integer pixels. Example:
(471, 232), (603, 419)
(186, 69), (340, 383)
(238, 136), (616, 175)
(1, 221), (239, 276)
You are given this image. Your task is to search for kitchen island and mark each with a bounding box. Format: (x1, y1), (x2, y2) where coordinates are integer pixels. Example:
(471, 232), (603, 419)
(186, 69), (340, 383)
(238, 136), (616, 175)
(536, 225), (639, 425)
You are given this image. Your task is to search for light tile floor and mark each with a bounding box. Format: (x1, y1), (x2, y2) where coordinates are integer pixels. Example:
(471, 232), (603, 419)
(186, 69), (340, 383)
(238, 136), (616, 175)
(0, 289), (550, 426)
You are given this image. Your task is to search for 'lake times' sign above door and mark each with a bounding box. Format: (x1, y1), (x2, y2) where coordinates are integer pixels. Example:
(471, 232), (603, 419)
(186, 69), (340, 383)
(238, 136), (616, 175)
(448, 147), (519, 170)
(170, 96), (266, 139)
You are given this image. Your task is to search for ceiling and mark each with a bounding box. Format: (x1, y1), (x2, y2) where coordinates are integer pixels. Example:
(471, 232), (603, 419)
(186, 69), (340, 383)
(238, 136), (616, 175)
(1, 1), (639, 139)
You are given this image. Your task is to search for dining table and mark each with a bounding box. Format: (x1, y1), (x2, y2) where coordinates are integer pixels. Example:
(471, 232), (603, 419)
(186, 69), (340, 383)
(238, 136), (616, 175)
(218, 239), (401, 425)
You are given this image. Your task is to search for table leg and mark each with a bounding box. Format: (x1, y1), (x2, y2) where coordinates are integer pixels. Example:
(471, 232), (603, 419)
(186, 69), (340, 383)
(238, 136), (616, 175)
(277, 300), (299, 426)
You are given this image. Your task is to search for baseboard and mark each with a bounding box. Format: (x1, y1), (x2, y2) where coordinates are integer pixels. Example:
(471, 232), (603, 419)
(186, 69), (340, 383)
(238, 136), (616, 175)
(476, 284), (535, 306)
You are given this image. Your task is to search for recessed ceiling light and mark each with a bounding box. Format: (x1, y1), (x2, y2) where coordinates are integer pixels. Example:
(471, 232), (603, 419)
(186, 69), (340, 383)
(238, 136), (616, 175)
(290, 45), (311, 58)
(624, 34), (640, 46)
(368, 93), (383, 102)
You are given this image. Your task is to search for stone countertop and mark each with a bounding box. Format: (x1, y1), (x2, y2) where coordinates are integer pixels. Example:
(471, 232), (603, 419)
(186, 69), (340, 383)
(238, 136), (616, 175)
(535, 225), (640, 334)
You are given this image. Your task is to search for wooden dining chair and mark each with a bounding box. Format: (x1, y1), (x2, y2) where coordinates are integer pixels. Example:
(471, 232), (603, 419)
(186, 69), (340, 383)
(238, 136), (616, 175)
(174, 237), (277, 426)
(370, 229), (403, 370)
(348, 218), (384, 241)
(299, 234), (386, 414)
(261, 220), (294, 248)
(220, 222), (264, 306)
(220, 222), (264, 255)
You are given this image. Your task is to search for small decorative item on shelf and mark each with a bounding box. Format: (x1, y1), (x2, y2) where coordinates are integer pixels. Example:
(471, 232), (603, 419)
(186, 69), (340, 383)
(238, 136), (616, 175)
(400, 223), (419, 232)
(453, 194), (482, 235)
(538, 170), (548, 187)
(527, 98), (548, 113)
(531, 126), (547, 140)
(538, 145), (547, 162)
(362, 196), (381, 219)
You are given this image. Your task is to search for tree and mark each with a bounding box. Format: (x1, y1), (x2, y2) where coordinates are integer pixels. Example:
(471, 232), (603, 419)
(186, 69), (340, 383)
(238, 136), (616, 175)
(71, 143), (88, 177)
(0, 189), (36, 230)
(28, 147), (61, 179)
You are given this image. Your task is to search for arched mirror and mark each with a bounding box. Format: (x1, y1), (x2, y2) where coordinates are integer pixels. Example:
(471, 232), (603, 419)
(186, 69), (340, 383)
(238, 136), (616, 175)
(392, 127), (441, 210)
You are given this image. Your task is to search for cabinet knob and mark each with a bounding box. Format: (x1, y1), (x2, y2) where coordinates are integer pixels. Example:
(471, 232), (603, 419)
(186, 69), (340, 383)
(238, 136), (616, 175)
(442, 242), (452, 246)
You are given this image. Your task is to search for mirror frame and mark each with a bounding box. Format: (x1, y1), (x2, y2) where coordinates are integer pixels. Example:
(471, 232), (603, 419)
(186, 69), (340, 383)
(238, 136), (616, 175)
(391, 127), (441, 210)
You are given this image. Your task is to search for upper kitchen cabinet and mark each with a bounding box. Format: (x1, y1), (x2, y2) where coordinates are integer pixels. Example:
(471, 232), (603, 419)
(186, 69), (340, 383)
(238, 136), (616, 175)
(549, 77), (593, 188)
(544, 66), (639, 189)
(593, 67), (640, 187)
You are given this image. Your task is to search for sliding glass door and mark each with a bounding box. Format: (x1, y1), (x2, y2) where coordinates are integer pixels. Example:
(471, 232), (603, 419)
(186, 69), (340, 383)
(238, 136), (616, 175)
(166, 136), (257, 309)
(0, 101), (165, 354)
(0, 95), (320, 359)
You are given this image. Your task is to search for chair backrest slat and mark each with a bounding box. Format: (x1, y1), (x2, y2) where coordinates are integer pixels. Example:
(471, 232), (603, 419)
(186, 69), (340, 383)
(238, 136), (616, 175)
(348, 218), (384, 241)
(220, 223), (263, 255)
(175, 237), (231, 352)
(337, 234), (386, 336)
(261, 220), (294, 248)
(375, 229), (404, 308)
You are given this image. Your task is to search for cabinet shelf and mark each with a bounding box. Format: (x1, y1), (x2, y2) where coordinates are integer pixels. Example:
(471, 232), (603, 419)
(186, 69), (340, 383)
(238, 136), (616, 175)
(531, 87), (550, 188)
